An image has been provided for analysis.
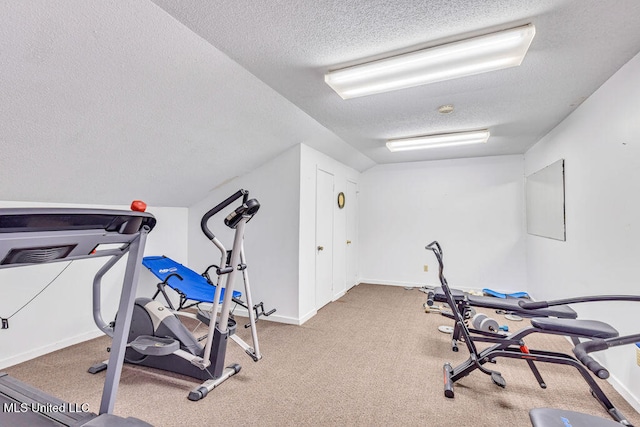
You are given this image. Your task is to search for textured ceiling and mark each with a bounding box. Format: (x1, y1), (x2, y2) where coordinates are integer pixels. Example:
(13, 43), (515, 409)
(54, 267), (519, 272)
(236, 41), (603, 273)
(2, 1), (640, 206)
(152, 0), (640, 164)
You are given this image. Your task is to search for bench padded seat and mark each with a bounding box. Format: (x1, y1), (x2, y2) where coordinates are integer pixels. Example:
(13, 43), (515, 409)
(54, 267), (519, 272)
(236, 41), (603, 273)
(530, 318), (619, 339)
(530, 408), (622, 427)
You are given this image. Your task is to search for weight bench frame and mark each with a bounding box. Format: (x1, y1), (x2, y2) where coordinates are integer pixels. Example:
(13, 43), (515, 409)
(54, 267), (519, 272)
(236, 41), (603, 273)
(426, 286), (578, 352)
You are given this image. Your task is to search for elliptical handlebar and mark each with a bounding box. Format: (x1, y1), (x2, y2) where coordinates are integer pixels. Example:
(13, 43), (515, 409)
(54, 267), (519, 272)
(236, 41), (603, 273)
(200, 189), (249, 240)
(224, 198), (260, 229)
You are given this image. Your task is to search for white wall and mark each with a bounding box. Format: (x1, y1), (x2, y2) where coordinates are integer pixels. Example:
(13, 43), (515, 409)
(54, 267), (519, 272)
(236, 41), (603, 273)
(524, 51), (640, 411)
(187, 145), (301, 324)
(186, 143), (359, 325)
(0, 201), (187, 369)
(299, 144), (361, 322)
(359, 155), (527, 292)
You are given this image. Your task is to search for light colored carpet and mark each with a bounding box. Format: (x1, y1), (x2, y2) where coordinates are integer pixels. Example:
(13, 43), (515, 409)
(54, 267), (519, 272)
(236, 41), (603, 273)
(5, 283), (639, 426)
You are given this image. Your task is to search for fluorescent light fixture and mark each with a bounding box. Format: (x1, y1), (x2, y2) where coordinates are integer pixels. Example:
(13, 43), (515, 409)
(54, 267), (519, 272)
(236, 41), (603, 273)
(386, 130), (490, 152)
(325, 24), (535, 99)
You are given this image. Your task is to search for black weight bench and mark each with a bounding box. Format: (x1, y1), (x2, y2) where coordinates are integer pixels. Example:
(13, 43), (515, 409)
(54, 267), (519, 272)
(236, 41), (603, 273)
(427, 286), (578, 351)
(425, 241), (640, 426)
(530, 408), (624, 427)
(429, 286), (578, 318)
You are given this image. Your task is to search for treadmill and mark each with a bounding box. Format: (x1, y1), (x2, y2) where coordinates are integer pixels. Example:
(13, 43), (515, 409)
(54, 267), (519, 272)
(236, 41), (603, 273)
(0, 206), (156, 426)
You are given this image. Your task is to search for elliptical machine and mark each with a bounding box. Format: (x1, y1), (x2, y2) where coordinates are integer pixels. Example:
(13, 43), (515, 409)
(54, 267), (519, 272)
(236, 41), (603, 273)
(90, 189), (260, 401)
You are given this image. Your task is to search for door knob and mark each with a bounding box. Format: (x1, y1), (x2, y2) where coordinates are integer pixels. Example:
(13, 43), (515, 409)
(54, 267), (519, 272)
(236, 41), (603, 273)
(317, 246), (324, 251)
(346, 240), (352, 244)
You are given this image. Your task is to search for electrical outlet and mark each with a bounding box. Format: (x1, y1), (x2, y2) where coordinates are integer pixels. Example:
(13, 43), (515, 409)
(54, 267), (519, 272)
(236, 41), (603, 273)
(423, 264), (428, 272)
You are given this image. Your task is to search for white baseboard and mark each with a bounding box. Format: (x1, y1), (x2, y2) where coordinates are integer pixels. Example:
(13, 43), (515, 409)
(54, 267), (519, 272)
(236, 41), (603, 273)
(230, 306), (303, 326)
(0, 309), (313, 371)
(0, 329), (102, 370)
(298, 309), (317, 325)
(608, 372), (640, 414)
(357, 279), (480, 293)
(332, 289), (346, 300)
(358, 278), (431, 288)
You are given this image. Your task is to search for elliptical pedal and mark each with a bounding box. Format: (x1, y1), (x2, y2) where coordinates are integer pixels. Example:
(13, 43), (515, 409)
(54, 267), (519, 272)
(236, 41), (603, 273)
(129, 335), (179, 356)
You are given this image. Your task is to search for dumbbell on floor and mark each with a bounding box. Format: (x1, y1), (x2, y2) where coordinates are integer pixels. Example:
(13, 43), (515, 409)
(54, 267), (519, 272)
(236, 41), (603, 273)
(472, 313), (501, 333)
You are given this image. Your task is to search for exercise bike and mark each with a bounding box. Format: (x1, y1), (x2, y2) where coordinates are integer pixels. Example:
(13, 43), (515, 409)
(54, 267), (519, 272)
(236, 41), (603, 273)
(90, 189), (260, 401)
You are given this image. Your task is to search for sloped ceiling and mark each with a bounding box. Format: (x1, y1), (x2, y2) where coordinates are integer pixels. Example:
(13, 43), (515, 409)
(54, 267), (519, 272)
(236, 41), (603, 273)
(2, 1), (640, 207)
(0, 1), (372, 207)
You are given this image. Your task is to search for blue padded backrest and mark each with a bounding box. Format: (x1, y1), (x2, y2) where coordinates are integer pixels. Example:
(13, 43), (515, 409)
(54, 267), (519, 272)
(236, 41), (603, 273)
(142, 256), (241, 304)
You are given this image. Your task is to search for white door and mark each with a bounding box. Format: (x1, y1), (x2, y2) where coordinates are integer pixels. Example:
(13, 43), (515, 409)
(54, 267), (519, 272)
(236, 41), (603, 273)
(345, 180), (358, 289)
(315, 168), (334, 310)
